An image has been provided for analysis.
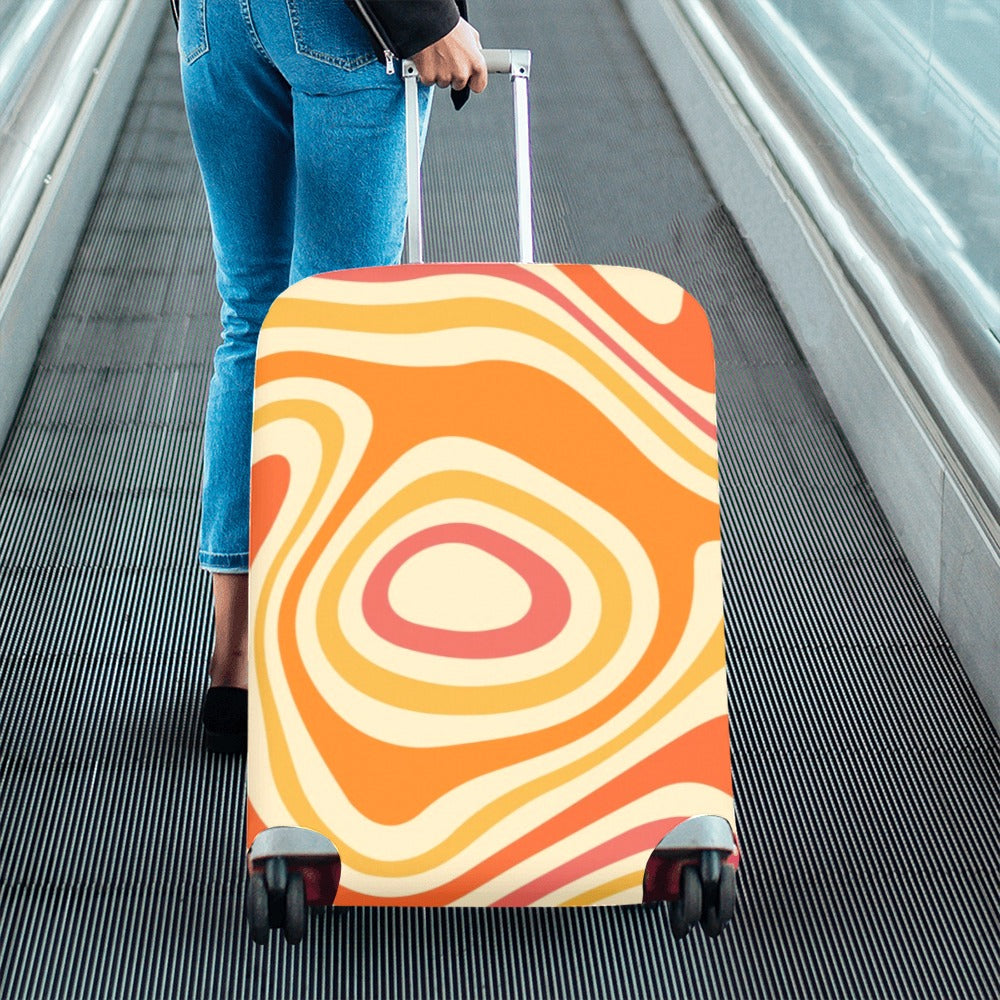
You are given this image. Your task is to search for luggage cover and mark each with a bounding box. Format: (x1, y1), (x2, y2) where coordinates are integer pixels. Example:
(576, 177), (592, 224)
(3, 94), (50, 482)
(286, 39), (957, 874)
(247, 261), (734, 907)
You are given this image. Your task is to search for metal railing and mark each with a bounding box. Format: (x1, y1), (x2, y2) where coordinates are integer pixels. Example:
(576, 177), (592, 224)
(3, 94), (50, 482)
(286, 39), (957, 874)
(658, 0), (1000, 522)
(0, 0), (131, 279)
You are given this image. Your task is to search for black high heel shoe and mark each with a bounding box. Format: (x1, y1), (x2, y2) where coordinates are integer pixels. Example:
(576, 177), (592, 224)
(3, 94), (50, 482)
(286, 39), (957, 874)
(202, 686), (248, 753)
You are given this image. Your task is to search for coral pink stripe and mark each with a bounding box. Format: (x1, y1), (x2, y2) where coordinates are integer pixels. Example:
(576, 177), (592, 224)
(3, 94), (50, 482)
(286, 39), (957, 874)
(362, 522), (571, 658)
(320, 264), (716, 441)
(492, 819), (678, 906)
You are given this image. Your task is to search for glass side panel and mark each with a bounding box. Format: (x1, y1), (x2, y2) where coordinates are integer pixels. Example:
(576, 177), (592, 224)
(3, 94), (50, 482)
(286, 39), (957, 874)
(0, 0), (72, 116)
(717, 0), (1000, 337)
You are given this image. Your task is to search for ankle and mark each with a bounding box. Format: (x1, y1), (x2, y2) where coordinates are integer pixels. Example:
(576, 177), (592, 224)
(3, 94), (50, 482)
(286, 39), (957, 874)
(209, 652), (248, 689)
(209, 572), (249, 687)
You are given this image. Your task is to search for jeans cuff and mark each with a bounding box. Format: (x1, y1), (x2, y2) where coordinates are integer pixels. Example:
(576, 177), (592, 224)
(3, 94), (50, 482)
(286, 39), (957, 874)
(198, 550), (249, 573)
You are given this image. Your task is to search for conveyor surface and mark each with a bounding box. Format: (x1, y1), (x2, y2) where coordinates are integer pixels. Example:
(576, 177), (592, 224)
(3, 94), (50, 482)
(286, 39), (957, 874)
(0, 2), (998, 998)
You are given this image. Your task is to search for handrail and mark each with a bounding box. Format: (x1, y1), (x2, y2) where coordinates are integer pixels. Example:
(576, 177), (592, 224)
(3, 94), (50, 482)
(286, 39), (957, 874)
(0, 0), (130, 280)
(666, 0), (1000, 522)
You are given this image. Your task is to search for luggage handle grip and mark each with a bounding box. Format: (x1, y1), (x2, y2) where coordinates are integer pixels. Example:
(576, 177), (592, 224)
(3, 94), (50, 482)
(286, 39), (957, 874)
(401, 48), (534, 265)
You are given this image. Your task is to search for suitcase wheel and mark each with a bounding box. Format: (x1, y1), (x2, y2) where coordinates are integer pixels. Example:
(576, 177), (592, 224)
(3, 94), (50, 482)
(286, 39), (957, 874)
(659, 849), (737, 940)
(246, 872), (269, 946)
(246, 857), (309, 945)
(702, 860), (736, 938)
(283, 872), (307, 945)
(264, 857), (287, 928)
(669, 864), (702, 939)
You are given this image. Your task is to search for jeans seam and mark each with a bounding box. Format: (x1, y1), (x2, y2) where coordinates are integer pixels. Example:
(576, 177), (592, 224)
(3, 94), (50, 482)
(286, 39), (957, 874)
(181, 0), (209, 65)
(283, 0), (378, 70)
(239, 0), (276, 69)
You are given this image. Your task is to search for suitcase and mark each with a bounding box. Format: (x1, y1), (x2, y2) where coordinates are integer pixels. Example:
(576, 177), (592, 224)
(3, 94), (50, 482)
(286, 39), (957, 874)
(244, 49), (738, 945)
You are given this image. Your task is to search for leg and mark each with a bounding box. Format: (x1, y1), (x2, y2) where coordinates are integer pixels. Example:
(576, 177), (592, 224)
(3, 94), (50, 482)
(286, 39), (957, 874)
(288, 78), (431, 280)
(246, 0), (432, 279)
(178, 0), (296, 693)
(208, 572), (248, 687)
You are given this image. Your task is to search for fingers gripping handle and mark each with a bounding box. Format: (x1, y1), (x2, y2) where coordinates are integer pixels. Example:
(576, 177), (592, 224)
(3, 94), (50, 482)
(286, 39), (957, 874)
(402, 49), (533, 265)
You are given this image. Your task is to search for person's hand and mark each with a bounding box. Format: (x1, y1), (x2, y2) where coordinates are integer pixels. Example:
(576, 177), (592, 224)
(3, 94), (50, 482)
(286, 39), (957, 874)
(410, 19), (487, 94)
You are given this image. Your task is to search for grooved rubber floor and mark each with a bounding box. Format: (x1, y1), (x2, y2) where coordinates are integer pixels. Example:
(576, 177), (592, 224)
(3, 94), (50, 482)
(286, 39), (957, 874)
(1, 2), (998, 998)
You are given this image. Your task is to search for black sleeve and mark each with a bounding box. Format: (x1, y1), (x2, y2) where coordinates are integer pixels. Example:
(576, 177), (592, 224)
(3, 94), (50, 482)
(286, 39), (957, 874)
(366, 1), (462, 59)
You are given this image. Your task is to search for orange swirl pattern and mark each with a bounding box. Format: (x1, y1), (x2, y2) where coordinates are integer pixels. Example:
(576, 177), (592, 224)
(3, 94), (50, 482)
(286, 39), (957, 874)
(247, 263), (734, 906)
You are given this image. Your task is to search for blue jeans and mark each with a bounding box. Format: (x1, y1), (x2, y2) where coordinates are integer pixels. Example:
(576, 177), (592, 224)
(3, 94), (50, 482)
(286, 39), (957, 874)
(178, 0), (432, 572)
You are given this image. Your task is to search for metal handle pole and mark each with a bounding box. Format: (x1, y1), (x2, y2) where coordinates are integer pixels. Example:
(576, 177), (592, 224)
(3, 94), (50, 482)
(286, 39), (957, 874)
(512, 73), (533, 264)
(404, 71), (424, 264)
(402, 48), (533, 265)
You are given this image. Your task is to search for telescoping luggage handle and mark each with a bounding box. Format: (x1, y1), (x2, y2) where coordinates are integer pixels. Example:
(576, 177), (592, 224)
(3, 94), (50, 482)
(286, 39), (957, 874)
(401, 49), (533, 265)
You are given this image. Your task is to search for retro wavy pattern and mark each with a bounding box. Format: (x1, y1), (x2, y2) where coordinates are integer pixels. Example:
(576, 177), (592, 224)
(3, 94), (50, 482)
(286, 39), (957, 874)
(247, 263), (734, 906)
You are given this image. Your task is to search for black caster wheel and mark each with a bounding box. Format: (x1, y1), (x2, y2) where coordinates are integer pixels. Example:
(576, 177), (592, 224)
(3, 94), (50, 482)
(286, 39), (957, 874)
(264, 857), (288, 929)
(702, 862), (735, 938)
(283, 871), (307, 945)
(669, 864), (702, 939)
(246, 872), (270, 946)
